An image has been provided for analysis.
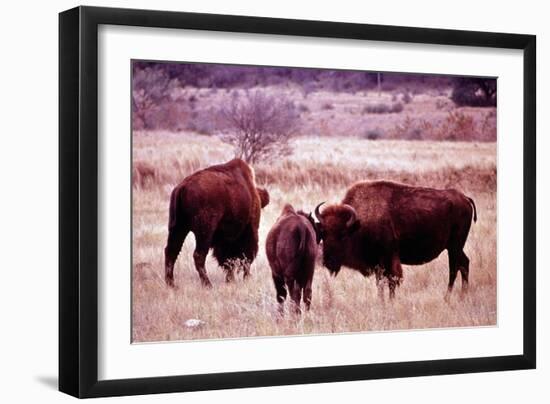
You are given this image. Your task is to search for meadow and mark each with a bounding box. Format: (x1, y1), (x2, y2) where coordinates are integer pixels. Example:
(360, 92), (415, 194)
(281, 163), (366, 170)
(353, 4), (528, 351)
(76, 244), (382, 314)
(132, 124), (497, 342)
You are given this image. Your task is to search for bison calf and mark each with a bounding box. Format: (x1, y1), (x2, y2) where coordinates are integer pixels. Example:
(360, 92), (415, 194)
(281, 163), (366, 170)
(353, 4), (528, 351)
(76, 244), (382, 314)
(266, 204), (319, 315)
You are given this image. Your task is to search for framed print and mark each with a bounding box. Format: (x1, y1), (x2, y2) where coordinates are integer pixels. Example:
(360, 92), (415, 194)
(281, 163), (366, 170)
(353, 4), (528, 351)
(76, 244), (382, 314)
(59, 6), (536, 398)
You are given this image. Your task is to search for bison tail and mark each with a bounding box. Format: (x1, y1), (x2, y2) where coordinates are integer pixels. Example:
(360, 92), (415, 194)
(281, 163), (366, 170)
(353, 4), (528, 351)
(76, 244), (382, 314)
(168, 187), (180, 230)
(297, 225), (307, 255)
(467, 197), (477, 223)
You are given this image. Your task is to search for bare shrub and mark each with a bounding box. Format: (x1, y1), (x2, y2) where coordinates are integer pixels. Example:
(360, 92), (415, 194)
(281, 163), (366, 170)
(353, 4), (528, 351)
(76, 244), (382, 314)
(142, 102), (189, 132)
(363, 103), (389, 114)
(298, 103), (310, 113)
(363, 128), (384, 140)
(436, 98), (454, 110)
(401, 92), (413, 104)
(392, 102), (404, 113)
(218, 90), (301, 164)
(186, 107), (219, 135)
(388, 116), (429, 140)
(302, 81), (318, 98)
(132, 67), (178, 130)
(363, 102), (404, 114)
(480, 109), (497, 141)
(438, 111), (476, 141)
(388, 111), (480, 141)
(133, 161), (157, 188)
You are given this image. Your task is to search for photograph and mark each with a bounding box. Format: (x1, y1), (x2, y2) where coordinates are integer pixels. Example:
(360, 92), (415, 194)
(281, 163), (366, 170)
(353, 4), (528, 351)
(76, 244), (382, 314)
(131, 60), (497, 343)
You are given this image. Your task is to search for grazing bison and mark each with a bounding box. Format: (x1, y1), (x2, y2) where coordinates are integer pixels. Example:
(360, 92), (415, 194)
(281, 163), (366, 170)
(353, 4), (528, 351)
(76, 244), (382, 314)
(266, 204), (319, 314)
(314, 180), (477, 299)
(164, 158), (270, 287)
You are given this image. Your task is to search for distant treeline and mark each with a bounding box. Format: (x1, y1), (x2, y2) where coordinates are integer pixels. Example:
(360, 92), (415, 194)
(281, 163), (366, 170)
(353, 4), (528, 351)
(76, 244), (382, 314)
(132, 61), (455, 93)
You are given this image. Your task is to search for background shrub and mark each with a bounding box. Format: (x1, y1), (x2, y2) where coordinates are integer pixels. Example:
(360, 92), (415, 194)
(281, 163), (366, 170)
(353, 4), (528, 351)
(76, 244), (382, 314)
(363, 102), (404, 114)
(364, 128), (384, 140)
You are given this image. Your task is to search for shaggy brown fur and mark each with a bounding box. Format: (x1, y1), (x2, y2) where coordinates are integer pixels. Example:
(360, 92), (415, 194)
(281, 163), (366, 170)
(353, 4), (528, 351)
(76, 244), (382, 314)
(266, 204), (319, 314)
(315, 180), (476, 298)
(164, 158), (269, 287)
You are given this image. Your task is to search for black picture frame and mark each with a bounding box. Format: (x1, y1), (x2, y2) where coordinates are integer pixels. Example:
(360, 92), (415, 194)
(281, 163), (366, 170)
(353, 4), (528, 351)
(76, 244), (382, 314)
(59, 5), (536, 398)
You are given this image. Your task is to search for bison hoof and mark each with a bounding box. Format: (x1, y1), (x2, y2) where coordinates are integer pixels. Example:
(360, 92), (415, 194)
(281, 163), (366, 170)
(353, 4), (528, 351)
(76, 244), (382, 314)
(292, 305), (302, 316)
(201, 278), (213, 288)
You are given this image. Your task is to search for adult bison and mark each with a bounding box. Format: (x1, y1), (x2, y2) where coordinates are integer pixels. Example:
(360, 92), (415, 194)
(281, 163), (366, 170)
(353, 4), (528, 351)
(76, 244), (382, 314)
(314, 180), (477, 299)
(164, 158), (270, 287)
(266, 204), (320, 315)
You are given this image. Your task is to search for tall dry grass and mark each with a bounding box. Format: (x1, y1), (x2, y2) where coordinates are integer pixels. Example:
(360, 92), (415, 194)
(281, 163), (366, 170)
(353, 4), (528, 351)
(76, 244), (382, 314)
(132, 131), (496, 342)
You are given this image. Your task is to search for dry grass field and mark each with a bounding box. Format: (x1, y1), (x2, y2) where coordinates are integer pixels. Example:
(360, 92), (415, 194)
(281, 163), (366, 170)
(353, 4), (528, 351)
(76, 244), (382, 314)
(132, 130), (497, 342)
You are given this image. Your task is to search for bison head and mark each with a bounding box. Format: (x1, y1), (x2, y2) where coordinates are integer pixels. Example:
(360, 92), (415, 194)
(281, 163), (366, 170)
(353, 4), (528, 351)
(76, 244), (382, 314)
(297, 210), (322, 244)
(256, 187), (270, 208)
(314, 202), (360, 275)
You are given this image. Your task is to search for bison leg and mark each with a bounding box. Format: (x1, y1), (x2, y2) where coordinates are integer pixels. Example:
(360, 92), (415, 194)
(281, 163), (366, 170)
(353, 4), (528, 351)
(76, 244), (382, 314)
(224, 265), (235, 283)
(287, 279), (302, 315)
(164, 228), (188, 287)
(457, 250), (470, 294)
(446, 250), (460, 299)
(385, 255), (402, 299)
(388, 278), (397, 299)
(193, 251), (212, 288)
(303, 279), (313, 311)
(193, 231), (213, 288)
(273, 275), (287, 315)
(240, 225), (258, 280)
(241, 260), (252, 281)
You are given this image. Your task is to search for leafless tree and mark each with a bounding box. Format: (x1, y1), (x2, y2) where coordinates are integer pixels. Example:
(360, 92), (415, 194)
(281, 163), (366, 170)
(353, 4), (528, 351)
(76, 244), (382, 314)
(132, 66), (177, 129)
(219, 90), (300, 164)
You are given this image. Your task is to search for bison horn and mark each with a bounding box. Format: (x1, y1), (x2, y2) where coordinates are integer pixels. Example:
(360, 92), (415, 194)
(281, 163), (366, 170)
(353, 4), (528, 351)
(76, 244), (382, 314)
(342, 204), (358, 229)
(314, 202), (325, 221)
